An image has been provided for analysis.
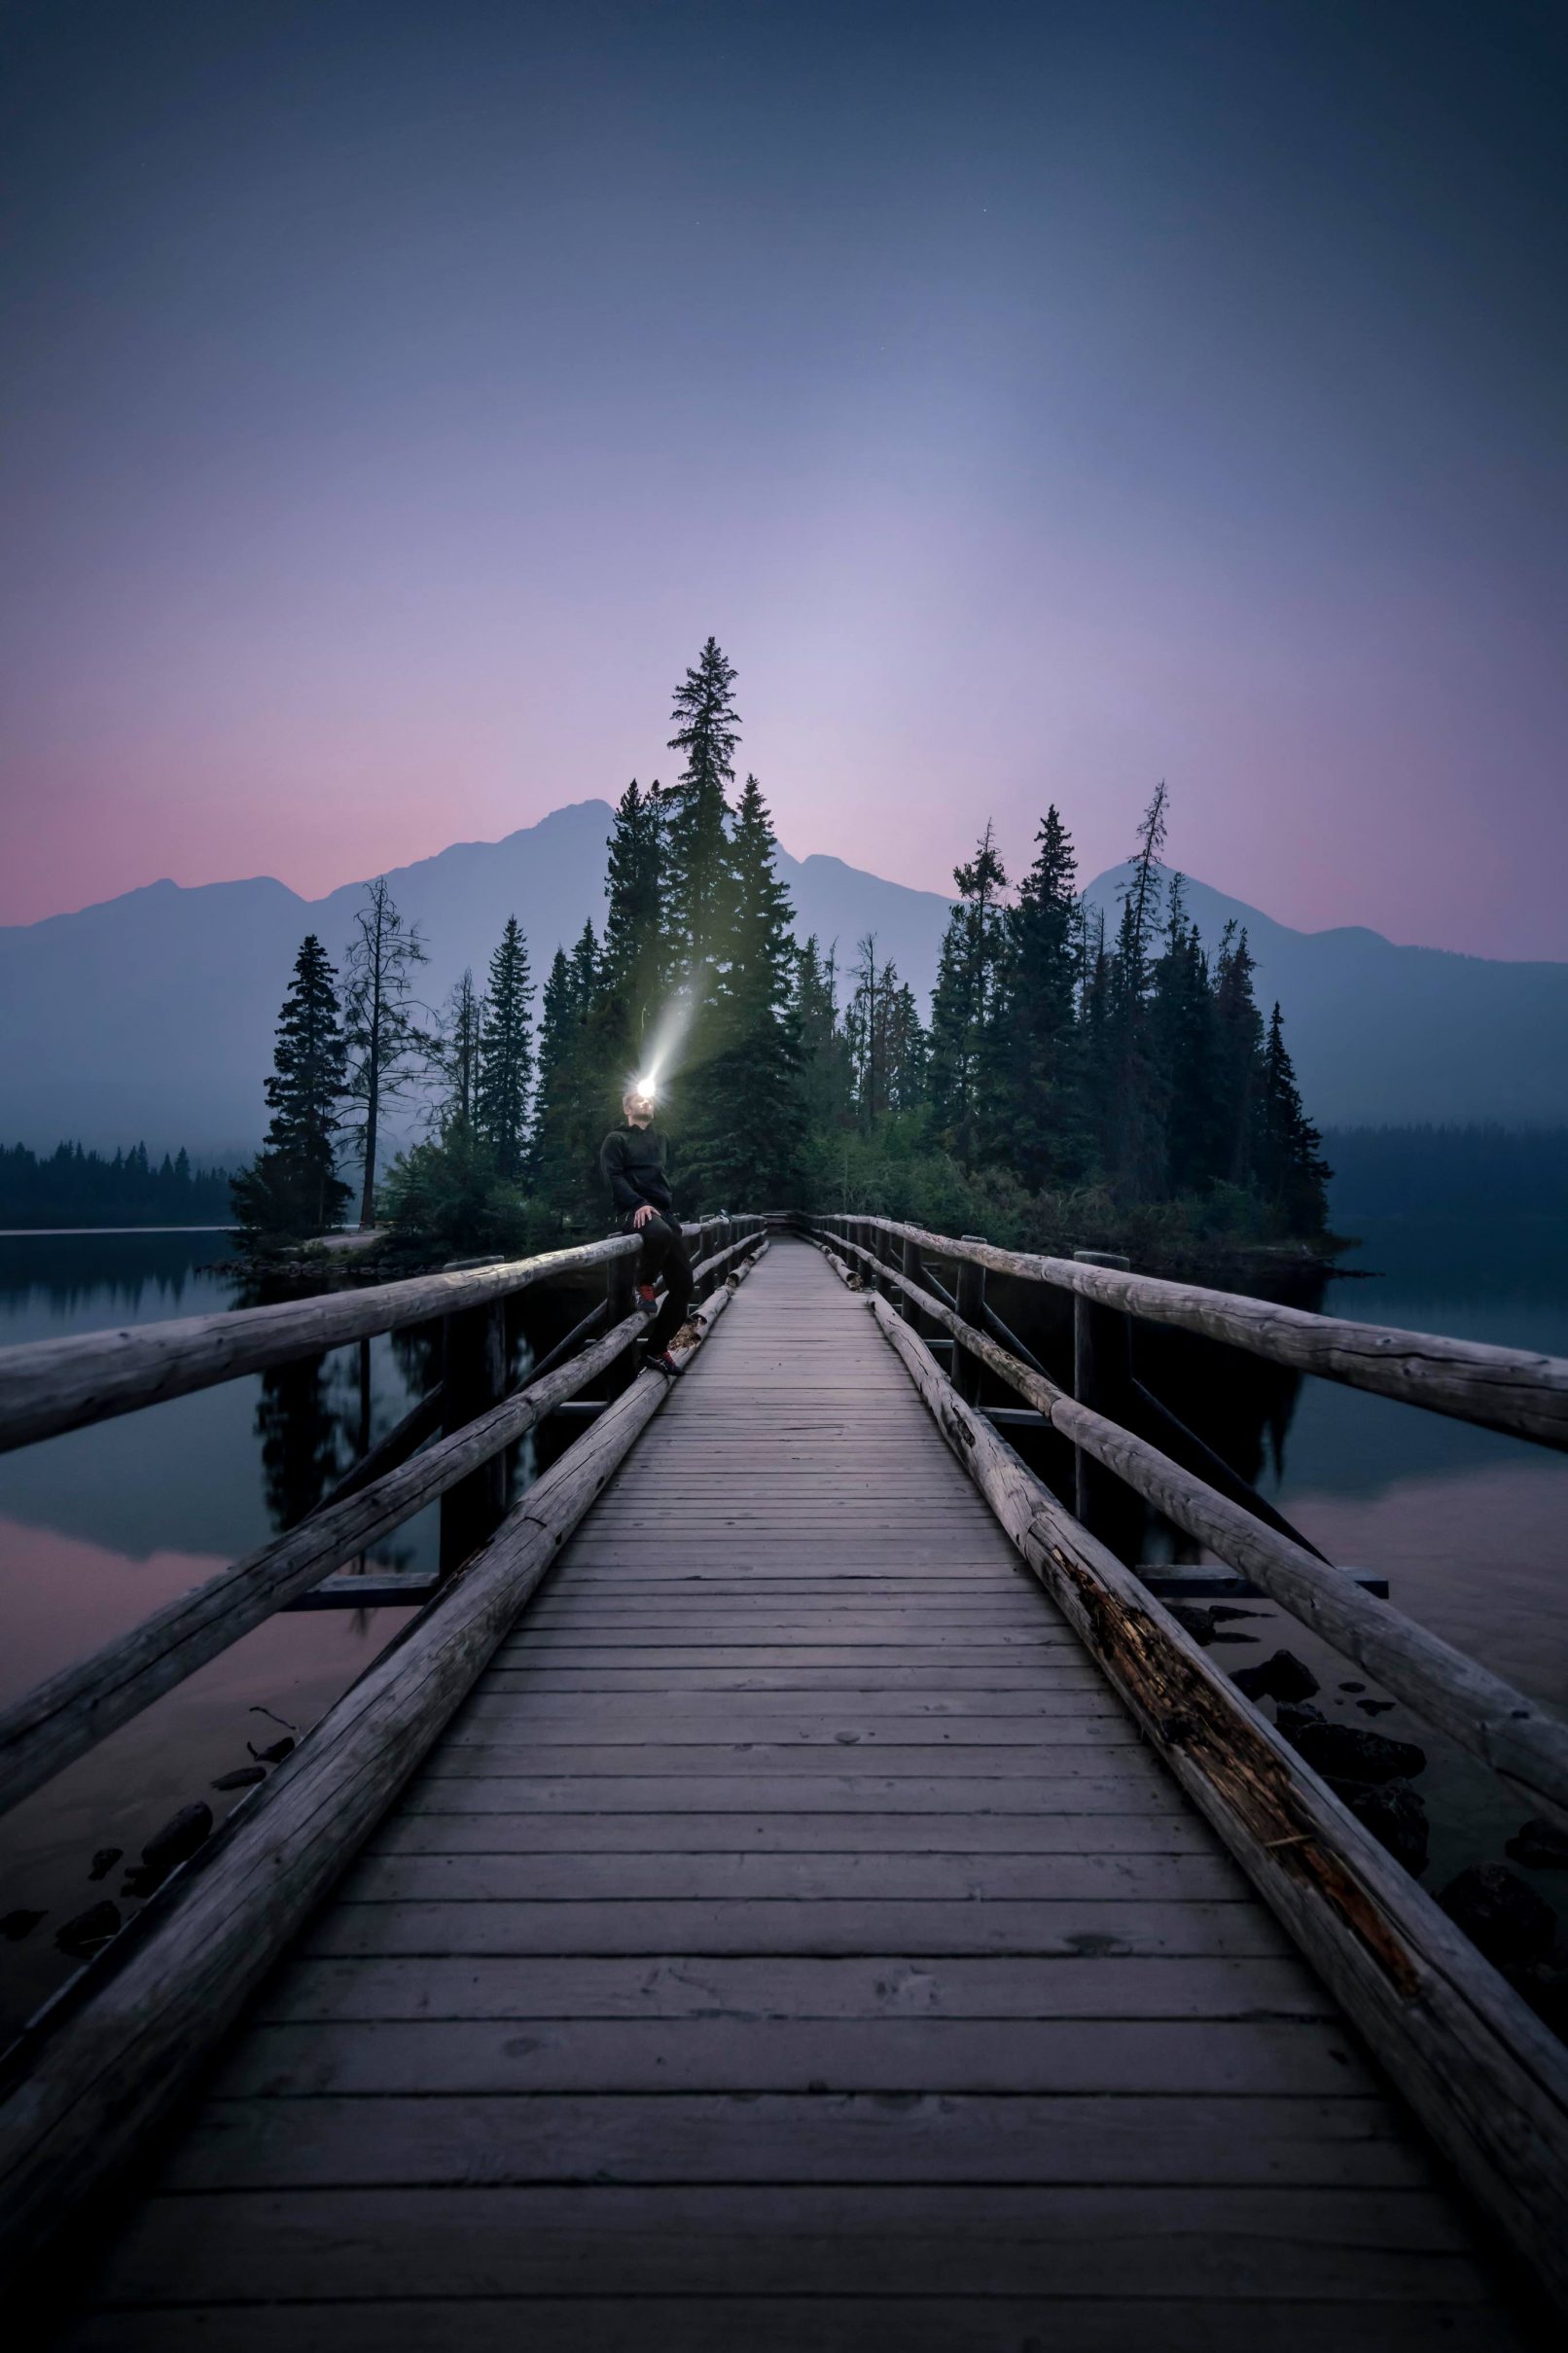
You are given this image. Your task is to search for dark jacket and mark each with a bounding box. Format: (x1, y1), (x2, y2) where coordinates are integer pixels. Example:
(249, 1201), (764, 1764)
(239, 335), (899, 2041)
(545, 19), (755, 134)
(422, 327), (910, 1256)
(600, 1123), (674, 1217)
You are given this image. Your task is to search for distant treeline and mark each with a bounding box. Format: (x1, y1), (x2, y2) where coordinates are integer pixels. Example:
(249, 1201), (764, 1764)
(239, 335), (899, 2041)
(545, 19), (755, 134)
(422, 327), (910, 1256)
(1324, 1125), (1568, 1220)
(0, 1142), (233, 1228)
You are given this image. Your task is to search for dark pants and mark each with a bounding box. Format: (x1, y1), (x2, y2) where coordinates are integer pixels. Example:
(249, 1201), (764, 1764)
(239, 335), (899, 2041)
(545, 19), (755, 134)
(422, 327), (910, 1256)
(632, 1212), (694, 1352)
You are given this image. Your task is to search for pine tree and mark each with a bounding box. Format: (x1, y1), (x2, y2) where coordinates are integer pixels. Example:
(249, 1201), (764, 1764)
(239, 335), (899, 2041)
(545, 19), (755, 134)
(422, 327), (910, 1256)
(684, 773), (803, 1204)
(846, 934), (886, 1127)
(794, 938), (854, 1131)
(1256, 1002), (1332, 1235)
(926, 821), (1008, 1170)
(1149, 878), (1223, 1196)
(232, 934), (351, 1242)
(477, 916), (535, 1179)
(982, 804), (1085, 1187)
(665, 637), (739, 1004)
(429, 969), (485, 1132)
(569, 920), (599, 1006)
(884, 976), (928, 1115)
(1212, 921), (1265, 1187)
(1097, 786), (1171, 1199)
(342, 878), (428, 1227)
(602, 777), (666, 1069)
(533, 948), (579, 1132)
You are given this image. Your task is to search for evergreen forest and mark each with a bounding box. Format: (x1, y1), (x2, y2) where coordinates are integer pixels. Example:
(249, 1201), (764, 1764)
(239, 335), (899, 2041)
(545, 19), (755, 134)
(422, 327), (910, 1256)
(233, 638), (1332, 1267)
(0, 1141), (232, 1229)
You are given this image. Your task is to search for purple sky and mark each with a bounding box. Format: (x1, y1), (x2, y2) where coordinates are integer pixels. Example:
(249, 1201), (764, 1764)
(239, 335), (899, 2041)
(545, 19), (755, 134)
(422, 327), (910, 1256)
(3, 1), (1565, 954)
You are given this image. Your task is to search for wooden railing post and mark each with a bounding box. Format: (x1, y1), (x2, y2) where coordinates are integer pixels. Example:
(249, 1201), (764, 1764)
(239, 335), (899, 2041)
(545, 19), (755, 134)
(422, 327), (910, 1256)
(438, 1295), (507, 1574)
(1073, 1247), (1140, 1559)
(953, 1236), (986, 1406)
(901, 1230), (924, 1328)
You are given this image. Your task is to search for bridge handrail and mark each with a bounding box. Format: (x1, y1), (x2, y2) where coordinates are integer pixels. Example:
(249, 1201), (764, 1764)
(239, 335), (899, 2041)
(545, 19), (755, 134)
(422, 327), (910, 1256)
(826, 1243), (1568, 2320)
(0, 1236), (771, 2271)
(826, 1214), (1568, 1450)
(0, 1221), (736, 1457)
(814, 1219), (1568, 1828)
(0, 1220), (764, 1820)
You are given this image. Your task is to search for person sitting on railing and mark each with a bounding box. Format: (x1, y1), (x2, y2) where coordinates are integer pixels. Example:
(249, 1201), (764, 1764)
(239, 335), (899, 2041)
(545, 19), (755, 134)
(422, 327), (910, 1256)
(600, 1083), (692, 1377)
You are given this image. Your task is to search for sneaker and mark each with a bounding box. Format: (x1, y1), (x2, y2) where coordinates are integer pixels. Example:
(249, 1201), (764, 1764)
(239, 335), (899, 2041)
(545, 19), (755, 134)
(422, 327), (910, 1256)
(637, 1283), (659, 1306)
(642, 1346), (682, 1378)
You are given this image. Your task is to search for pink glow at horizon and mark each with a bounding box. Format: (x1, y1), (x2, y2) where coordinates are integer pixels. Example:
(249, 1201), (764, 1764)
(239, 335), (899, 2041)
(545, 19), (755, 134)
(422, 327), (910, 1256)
(3, 2), (1565, 957)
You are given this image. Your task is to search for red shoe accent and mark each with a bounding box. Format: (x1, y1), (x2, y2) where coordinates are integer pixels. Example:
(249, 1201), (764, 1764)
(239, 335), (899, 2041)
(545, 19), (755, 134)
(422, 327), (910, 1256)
(637, 1284), (658, 1306)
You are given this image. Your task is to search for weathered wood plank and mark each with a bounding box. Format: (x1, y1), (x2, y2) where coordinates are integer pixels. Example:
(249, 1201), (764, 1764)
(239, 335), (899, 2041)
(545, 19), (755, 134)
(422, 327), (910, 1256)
(478, 1680), (1109, 1707)
(445, 1708), (1130, 1744)
(425, 1739), (1147, 1773)
(492, 1643), (1087, 1664)
(399, 1769), (1189, 1813)
(299, 1899), (1288, 1960)
(337, 1849), (1250, 1903)
(59, 2297), (1521, 2353)
(163, 2088), (1422, 2191)
(368, 1808), (1213, 1854)
(75, 2184), (1491, 2304)
(481, 1664), (1108, 1691)
(258, 1950), (1328, 2021)
(210, 2014), (1372, 2097)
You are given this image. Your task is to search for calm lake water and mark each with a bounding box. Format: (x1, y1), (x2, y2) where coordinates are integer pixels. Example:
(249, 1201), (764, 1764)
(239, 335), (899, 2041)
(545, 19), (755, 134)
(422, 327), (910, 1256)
(0, 1213), (1564, 2039)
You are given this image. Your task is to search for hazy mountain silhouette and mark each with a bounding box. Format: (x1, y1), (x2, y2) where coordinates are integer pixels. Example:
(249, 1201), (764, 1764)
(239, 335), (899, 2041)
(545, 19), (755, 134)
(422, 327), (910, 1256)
(1, 802), (1562, 1155)
(1083, 861), (1568, 1130)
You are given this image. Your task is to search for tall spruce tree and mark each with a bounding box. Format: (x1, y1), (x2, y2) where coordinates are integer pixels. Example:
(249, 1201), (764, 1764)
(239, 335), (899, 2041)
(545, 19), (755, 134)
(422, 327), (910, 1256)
(1256, 1002), (1332, 1234)
(429, 969), (485, 1132)
(1212, 920), (1265, 1186)
(664, 637), (739, 1012)
(982, 804), (1085, 1187)
(342, 877), (428, 1227)
(794, 938), (854, 1132)
(886, 980), (927, 1114)
(232, 934), (351, 1242)
(684, 774), (803, 1204)
(1149, 878), (1223, 1196)
(926, 821), (1008, 1170)
(1099, 786), (1169, 1199)
(602, 777), (666, 1071)
(477, 916), (535, 1179)
(569, 920), (599, 1006)
(530, 944), (586, 1214)
(846, 934), (886, 1127)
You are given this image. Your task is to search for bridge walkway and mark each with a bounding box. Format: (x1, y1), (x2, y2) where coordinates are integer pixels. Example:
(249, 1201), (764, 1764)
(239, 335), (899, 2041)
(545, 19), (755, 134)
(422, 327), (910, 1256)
(66, 1238), (1526, 2349)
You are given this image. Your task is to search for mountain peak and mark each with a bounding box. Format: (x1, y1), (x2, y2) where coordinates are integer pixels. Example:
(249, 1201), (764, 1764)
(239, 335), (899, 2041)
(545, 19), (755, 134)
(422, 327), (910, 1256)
(1, 806), (1564, 1151)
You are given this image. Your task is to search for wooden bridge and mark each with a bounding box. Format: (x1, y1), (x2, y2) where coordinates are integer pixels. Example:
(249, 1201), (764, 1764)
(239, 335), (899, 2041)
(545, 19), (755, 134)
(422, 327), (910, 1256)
(0, 1215), (1566, 2346)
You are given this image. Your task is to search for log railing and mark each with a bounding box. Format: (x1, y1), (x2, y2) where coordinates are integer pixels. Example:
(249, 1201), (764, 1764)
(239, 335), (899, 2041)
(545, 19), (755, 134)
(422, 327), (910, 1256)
(822, 1214), (1568, 1446)
(808, 1211), (1568, 2312)
(0, 1215), (768, 2275)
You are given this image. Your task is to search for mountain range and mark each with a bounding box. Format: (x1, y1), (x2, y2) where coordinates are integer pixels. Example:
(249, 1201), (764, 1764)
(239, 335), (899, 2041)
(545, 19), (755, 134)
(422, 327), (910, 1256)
(2, 798), (1564, 1158)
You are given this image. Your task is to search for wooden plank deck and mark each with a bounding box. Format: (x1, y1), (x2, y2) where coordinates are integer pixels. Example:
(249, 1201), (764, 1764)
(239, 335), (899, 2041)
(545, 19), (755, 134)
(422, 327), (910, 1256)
(64, 1238), (1531, 2350)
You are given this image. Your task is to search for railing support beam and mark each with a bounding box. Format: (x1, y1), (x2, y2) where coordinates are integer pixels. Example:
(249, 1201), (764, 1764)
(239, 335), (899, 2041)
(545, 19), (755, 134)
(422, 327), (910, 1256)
(901, 1232), (924, 1329)
(953, 1236), (986, 1407)
(439, 1298), (508, 1574)
(1072, 1249), (1141, 1561)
